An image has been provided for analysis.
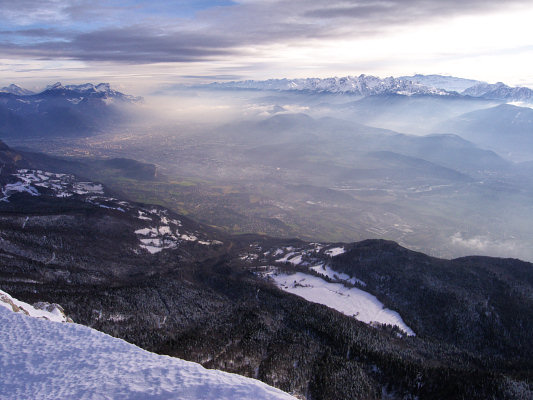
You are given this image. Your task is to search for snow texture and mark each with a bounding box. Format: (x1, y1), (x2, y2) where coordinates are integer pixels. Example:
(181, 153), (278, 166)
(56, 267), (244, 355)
(310, 264), (366, 286)
(0, 289), (70, 323)
(269, 272), (415, 336)
(0, 293), (296, 400)
(325, 247), (345, 257)
(0, 169), (222, 255)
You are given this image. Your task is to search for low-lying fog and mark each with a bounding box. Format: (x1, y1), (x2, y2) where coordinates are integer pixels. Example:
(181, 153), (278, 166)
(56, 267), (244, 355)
(20, 88), (533, 262)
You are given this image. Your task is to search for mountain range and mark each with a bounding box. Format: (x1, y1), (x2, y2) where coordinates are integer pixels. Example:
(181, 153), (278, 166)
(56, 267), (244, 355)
(207, 74), (533, 103)
(437, 103), (533, 161)
(0, 82), (141, 139)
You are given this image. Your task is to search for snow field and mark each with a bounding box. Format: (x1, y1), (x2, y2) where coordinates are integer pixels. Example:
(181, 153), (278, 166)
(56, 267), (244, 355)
(267, 271), (415, 336)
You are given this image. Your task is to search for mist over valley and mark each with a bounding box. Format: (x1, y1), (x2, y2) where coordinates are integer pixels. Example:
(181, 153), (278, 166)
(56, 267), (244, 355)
(5, 77), (533, 262)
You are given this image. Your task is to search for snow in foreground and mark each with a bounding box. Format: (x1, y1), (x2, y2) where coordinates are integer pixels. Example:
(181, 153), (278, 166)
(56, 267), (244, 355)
(0, 289), (71, 322)
(269, 272), (415, 336)
(0, 296), (296, 400)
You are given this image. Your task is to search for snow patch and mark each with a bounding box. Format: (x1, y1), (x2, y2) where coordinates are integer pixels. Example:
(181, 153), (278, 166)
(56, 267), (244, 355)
(325, 247), (345, 257)
(137, 211), (152, 220)
(267, 271), (414, 336)
(310, 264), (366, 286)
(140, 245), (164, 254)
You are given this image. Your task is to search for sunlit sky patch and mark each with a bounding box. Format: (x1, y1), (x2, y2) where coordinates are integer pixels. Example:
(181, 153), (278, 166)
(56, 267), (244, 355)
(1, 0), (533, 93)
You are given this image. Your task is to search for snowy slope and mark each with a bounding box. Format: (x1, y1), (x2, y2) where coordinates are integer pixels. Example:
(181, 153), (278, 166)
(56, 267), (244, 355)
(0, 289), (71, 323)
(256, 244), (414, 335)
(0, 169), (221, 254)
(0, 293), (296, 400)
(0, 84), (34, 96)
(266, 270), (415, 336)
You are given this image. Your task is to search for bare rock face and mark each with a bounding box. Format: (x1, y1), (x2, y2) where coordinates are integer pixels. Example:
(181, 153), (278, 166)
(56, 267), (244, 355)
(0, 291), (25, 314)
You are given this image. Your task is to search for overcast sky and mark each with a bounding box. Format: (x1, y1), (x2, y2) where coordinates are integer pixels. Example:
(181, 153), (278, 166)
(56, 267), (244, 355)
(1, 0), (533, 93)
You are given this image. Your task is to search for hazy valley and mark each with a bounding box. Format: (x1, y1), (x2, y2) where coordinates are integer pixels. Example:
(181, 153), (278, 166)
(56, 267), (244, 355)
(5, 78), (533, 262)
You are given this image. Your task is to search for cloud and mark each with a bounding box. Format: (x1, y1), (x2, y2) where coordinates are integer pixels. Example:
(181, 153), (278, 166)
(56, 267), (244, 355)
(0, 0), (530, 64)
(450, 232), (519, 255)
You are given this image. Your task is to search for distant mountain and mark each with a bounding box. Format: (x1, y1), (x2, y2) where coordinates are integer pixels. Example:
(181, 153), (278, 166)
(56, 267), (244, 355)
(400, 74), (483, 93)
(229, 113), (510, 177)
(43, 81), (142, 103)
(207, 74), (533, 105)
(0, 82), (142, 139)
(208, 74), (453, 96)
(437, 103), (533, 161)
(339, 92), (496, 134)
(381, 133), (511, 175)
(462, 82), (533, 103)
(0, 84), (34, 96)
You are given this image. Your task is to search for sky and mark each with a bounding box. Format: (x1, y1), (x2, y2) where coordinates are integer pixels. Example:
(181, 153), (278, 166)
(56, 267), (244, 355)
(1, 0), (533, 93)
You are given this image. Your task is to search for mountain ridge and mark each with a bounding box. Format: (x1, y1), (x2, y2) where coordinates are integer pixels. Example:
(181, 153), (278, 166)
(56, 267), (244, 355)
(206, 74), (533, 103)
(0, 82), (141, 139)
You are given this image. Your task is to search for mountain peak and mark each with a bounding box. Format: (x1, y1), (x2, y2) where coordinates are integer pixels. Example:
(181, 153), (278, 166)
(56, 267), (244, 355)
(47, 82), (65, 90)
(95, 83), (111, 92)
(0, 84), (34, 96)
(462, 81), (533, 102)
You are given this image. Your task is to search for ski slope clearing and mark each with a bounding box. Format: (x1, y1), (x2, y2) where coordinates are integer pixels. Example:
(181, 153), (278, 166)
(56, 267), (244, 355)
(268, 271), (415, 336)
(0, 296), (296, 400)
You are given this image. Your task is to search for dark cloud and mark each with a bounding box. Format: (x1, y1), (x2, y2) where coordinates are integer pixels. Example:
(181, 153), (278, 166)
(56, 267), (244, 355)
(69, 27), (237, 62)
(0, 0), (530, 64)
(0, 28), (70, 38)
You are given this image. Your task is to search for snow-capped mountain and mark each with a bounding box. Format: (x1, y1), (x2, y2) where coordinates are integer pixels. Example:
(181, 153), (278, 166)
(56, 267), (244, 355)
(0, 82), (142, 138)
(208, 74), (452, 96)
(0, 83), (34, 96)
(207, 74), (533, 104)
(43, 81), (143, 103)
(0, 290), (296, 400)
(462, 81), (533, 102)
(400, 74), (483, 93)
